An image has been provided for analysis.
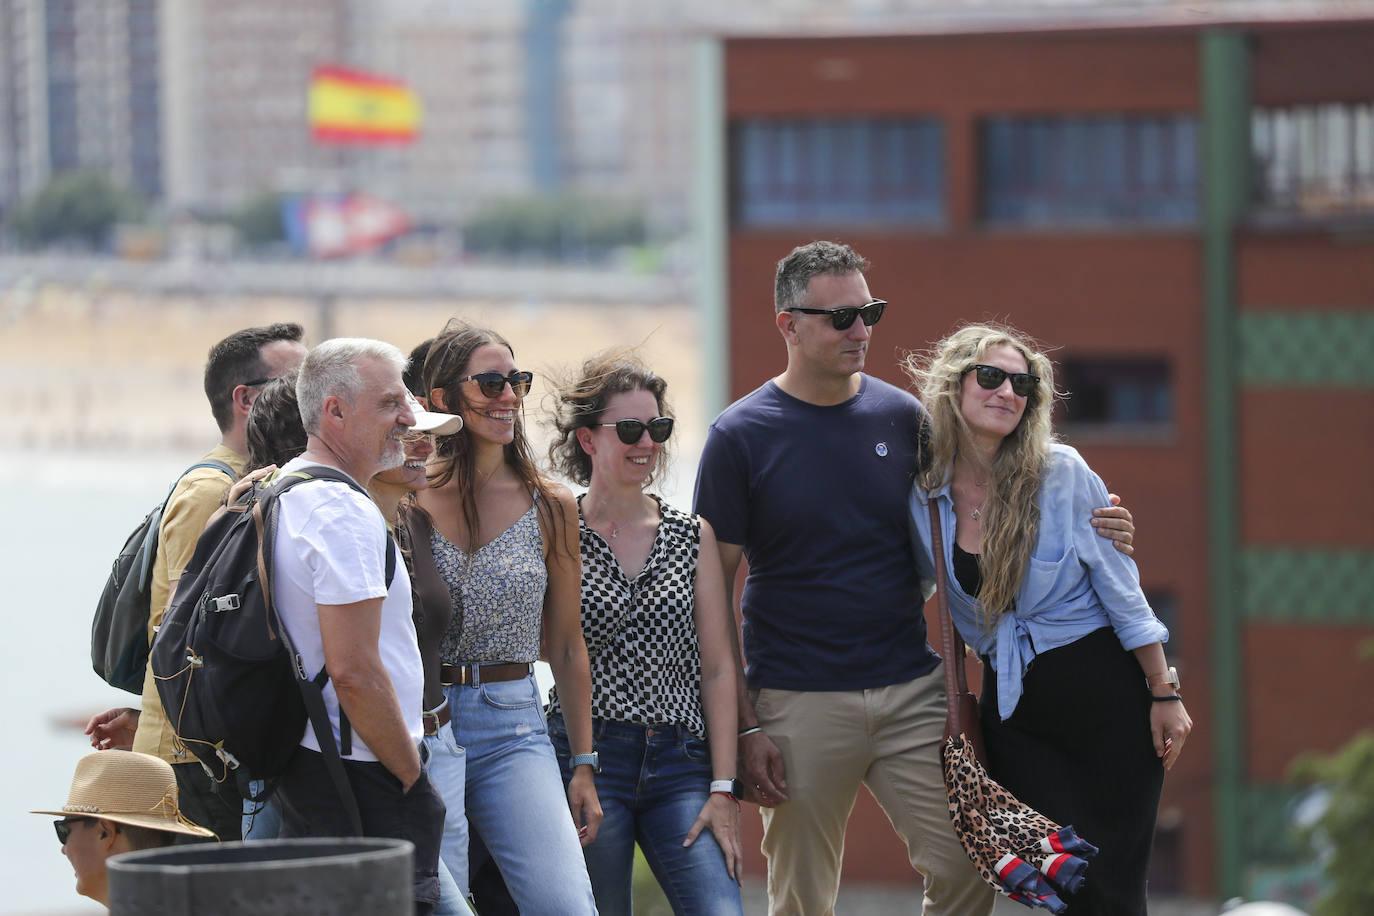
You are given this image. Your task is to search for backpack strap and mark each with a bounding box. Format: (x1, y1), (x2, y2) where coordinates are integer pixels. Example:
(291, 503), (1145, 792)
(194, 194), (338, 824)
(136, 460), (240, 592)
(185, 458), (237, 480)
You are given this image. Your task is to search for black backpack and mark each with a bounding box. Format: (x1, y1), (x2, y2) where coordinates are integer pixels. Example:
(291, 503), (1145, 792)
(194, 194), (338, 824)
(92, 460), (236, 693)
(150, 465), (395, 833)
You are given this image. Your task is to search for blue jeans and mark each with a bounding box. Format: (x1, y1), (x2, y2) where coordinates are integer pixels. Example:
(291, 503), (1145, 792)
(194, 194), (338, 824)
(425, 720), (469, 892)
(550, 716), (743, 916)
(441, 674), (596, 915)
(425, 726), (472, 916)
(242, 782), (282, 840)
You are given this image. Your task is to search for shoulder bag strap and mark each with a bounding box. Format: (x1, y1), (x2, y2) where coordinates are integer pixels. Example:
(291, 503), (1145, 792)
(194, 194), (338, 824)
(927, 499), (973, 735)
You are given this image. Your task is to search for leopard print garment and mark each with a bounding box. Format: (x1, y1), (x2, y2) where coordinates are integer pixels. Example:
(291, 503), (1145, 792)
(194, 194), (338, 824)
(941, 733), (1068, 891)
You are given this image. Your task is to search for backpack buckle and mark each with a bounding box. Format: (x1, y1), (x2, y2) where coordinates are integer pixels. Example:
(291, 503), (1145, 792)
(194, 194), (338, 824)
(210, 594), (240, 612)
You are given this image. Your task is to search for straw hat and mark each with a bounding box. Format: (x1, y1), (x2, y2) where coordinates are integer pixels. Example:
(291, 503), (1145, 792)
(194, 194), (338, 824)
(31, 751), (214, 838)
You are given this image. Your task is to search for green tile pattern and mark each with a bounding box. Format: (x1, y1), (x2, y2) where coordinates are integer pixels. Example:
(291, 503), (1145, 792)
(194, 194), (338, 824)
(1240, 311), (1374, 386)
(1241, 549), (1374, 622)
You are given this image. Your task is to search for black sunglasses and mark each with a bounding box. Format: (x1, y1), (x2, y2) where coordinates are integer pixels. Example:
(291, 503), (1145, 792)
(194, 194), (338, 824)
(785, 299), (886, 331)
(54, 817), (90, 845)
(964, 364), (1040, 398)
(453, 370), (534, 399)
(597, 417), (674, 445)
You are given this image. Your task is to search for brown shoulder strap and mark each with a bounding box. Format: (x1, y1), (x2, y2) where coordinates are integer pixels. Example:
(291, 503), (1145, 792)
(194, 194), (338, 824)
(927, 499), (972, 731)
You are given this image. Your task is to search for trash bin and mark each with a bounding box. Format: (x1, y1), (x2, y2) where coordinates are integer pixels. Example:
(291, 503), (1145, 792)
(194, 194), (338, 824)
(107, 837), (414, 915)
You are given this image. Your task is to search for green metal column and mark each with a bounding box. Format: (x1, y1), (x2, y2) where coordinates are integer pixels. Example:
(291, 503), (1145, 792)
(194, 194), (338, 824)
(693, 37), (728, 422)
(1200, 28), (1250, 899)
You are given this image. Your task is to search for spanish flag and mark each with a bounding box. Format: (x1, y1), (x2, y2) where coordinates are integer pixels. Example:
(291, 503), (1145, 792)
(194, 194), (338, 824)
(309, 65), (421, 145)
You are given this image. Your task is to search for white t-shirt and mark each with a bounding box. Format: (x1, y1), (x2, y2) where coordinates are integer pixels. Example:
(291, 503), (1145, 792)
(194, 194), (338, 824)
(272, 457), (423, 761)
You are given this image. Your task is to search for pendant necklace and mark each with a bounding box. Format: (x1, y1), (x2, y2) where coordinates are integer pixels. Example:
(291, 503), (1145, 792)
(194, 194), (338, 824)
(969, 476), (988, 522)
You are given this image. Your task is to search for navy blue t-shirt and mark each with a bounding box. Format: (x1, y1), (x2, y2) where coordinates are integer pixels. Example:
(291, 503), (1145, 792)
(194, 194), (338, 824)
(693, 375), (941, 691)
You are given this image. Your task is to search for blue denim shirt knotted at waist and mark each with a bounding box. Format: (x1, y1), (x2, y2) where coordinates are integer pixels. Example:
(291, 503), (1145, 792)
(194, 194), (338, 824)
(910, 443), (1169, 722)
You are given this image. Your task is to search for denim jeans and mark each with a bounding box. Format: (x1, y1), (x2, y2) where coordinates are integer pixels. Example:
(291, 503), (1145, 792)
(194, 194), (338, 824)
(440, 674), (596, 915)
(242, 781), (282, 840)
(550, 715), (743, 916)
(424, 726), (472, 916)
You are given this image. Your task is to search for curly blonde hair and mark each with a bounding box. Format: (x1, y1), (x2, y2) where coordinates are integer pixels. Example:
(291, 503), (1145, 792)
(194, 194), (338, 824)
(901, 323), (1058, 628)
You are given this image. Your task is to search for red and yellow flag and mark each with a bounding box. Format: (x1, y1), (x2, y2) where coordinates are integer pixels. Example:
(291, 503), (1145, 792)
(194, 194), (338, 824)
(308, 65), (421, 145)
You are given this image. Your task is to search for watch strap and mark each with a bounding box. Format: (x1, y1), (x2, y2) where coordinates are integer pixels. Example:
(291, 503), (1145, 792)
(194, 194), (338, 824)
(570, 752), (600, 774)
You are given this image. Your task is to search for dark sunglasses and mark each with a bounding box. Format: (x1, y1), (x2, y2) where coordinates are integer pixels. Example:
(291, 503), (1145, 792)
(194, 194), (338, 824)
(453, 370), (534, 399)
(54, 817), (90, 845)
(964, 364), (1039, 398)
(597, 416), (674, 445)
(785, 299), (886, 331)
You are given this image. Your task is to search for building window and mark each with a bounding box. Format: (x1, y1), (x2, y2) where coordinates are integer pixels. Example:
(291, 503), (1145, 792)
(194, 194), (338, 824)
(731, 117), (944, 227)
(1058, 357), (1173, 432)
(1252, 102), (1374, 217)
(981, 115), (1199, 226)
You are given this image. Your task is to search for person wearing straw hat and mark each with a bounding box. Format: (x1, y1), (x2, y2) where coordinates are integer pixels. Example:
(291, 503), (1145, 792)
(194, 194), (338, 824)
(33, 750), (213, 907)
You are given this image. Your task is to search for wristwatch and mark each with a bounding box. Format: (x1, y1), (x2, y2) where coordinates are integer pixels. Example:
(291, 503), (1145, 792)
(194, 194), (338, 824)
(1146, 666), (1181, 693)
(570, 752), (601, 774)
(710, 778), (743, 799)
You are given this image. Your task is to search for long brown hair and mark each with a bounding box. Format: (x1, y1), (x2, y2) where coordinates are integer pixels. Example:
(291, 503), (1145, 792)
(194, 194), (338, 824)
(902, 322), (1057, 628)
(421, 320), (565, 550)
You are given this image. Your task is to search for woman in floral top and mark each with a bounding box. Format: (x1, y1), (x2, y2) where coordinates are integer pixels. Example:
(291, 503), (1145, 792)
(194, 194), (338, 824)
(416, 321), (600, 914)
(547, 348), (742, 916)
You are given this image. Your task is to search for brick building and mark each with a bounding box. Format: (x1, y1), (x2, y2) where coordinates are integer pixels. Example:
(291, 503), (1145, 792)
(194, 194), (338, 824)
(697, 15), (1374, 901)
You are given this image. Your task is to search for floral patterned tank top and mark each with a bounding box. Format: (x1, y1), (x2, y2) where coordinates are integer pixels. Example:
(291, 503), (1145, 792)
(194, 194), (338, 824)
(432, 497), (546, 664)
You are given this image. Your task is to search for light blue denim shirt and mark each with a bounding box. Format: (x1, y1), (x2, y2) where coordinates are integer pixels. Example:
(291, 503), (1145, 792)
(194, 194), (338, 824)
(910, 443), (1168, 721)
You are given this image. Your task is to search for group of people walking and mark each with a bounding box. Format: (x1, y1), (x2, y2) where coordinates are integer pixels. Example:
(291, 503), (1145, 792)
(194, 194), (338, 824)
(53, 238), (1189, 916)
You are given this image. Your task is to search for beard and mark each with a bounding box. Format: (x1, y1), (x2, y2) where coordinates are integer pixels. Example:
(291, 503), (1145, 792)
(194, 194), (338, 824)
(378, 435), (406, 471)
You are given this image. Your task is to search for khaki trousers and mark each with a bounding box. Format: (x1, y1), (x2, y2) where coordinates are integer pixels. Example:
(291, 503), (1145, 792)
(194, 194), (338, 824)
(753, 665), (994, 916)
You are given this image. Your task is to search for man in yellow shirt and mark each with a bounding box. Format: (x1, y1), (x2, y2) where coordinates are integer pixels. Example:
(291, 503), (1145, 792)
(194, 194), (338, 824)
(87, 323), (307, 841)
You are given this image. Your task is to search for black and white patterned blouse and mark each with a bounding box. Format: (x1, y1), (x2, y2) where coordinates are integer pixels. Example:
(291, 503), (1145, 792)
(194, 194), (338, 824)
(548, 495), (707, 740)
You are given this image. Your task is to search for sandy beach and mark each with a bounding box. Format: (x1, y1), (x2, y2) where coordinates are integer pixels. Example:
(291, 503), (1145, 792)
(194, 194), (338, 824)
(0, 279), (704, 458)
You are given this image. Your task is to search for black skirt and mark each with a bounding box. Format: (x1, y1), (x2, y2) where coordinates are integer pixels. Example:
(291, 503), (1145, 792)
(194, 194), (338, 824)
(980, 626), (1164, 915)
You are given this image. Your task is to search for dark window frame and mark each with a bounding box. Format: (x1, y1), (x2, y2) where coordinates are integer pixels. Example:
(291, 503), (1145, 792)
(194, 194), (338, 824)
(730, 116), (945, 229)
(980, 114), (1200, 228)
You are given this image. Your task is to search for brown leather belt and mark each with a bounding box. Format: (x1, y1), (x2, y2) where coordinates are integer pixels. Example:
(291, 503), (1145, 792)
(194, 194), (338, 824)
(440, 662), (533, 687)
(422, 699), (451, 737)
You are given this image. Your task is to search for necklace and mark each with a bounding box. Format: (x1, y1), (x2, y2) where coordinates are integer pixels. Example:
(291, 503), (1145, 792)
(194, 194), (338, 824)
(474, 461), (501, 492)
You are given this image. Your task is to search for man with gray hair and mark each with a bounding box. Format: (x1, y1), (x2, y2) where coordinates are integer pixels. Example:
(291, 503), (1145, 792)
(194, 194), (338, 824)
(271, 338), (445, 915)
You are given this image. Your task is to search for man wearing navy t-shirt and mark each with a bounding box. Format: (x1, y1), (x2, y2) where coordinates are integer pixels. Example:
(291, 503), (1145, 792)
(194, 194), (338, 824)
(693, 241), (1134, 914)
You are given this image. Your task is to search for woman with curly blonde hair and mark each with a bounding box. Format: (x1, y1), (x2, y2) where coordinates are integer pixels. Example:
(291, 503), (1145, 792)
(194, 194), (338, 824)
(906, 323), (1191, 915)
